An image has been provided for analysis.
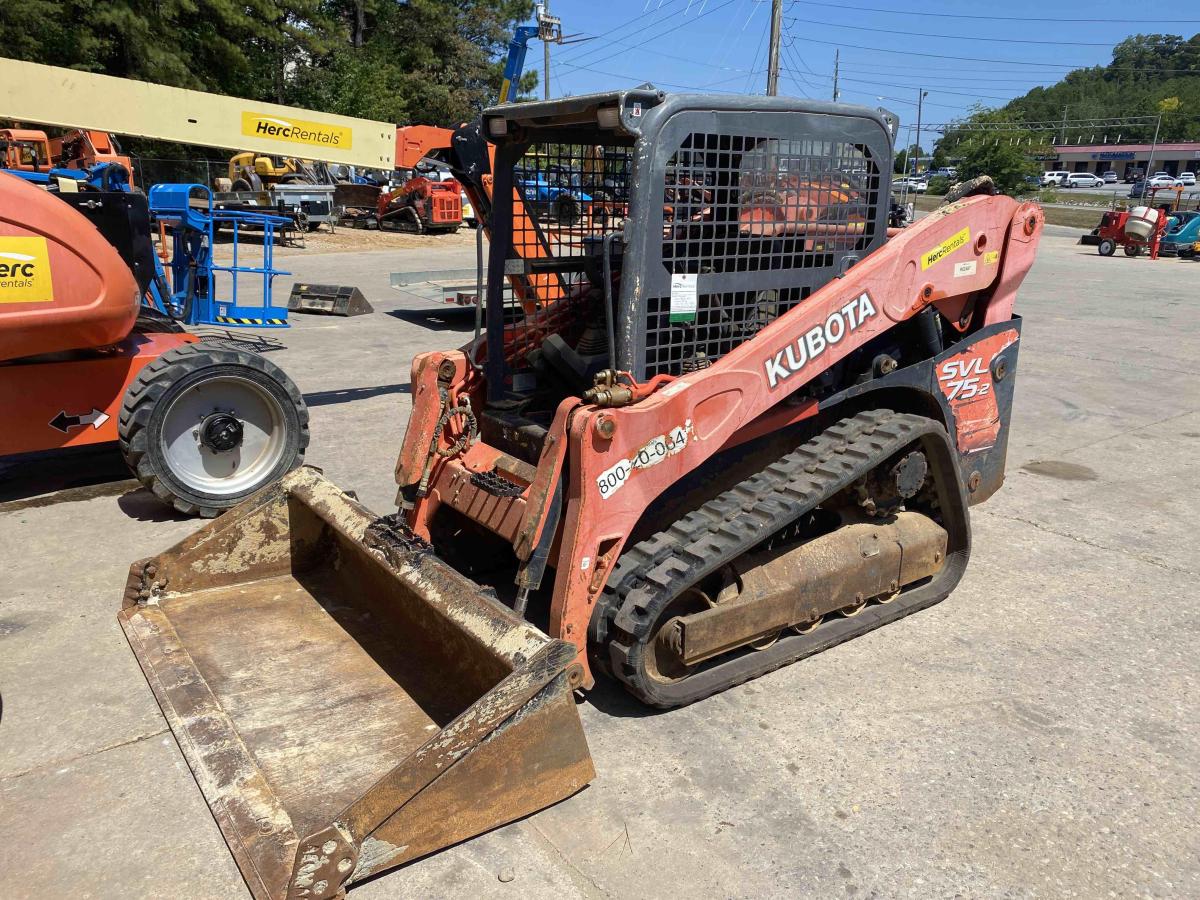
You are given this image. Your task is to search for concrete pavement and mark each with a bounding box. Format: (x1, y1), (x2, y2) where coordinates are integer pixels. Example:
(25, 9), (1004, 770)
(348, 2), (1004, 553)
(1, 230), (1197, 899)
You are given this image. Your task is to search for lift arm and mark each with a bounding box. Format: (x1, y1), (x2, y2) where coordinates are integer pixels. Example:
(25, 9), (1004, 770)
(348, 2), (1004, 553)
(499, 26), (541, 104)
(0, 58), (397, 169)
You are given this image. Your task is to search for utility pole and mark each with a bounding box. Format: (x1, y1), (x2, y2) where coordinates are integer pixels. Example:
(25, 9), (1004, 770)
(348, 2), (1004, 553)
(913, 88), (927, 175)
(1145, 113), (1162, 188)
(766, 0), (783, 96)
(535, 3), (561, 100)
(542, 0), (552, 99)
(833, 49), (840, 102)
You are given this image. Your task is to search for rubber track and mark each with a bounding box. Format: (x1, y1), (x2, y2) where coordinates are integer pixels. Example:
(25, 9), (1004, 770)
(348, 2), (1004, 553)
(118, 342), (309, 517)
(594, 409), (958, 708)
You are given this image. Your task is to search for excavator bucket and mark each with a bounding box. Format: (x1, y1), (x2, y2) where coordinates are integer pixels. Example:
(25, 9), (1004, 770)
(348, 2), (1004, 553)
(119, 467), (594, 900)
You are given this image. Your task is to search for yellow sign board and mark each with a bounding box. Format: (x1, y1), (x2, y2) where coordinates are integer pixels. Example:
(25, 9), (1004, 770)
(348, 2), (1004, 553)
(921, 226), (971, 270)
(0, 237), (54, 304)
(240, 112), (353, 150)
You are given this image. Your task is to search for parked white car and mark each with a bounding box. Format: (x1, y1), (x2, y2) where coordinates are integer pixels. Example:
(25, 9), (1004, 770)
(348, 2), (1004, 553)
(1064, 173), (1105, 188)
(1102, 171), (1118, 183)
(1147, 173), (1180, 188)
(1042, 170), (1070, 186)
(1179, 171), (1197, 186)
(892, 177), (928, 193)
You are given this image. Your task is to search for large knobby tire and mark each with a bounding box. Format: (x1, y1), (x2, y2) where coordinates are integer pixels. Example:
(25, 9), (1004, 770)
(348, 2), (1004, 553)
(1124, 244), (1142, 257)
(554, 195), (581, 226)
(1097, 238), (1116, 257)
(118, 344), (310, 517)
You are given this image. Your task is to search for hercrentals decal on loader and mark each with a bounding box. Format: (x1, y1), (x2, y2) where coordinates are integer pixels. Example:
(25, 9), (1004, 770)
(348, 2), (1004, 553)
(122, 90), (1042, 899)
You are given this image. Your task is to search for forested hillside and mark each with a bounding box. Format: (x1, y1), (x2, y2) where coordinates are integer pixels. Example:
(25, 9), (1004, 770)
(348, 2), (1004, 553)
(985, 34), (1200, 141)
(0, 0), (536, 128)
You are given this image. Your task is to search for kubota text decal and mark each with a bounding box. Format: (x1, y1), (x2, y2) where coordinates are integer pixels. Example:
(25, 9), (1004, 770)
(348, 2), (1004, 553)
(763, 291), (878, 388)
(0, 237), (53, 303)
(241, 112), (352, 149)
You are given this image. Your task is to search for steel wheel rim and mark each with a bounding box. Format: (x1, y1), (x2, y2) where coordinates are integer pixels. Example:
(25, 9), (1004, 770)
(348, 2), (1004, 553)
(160, 374), (287, 497)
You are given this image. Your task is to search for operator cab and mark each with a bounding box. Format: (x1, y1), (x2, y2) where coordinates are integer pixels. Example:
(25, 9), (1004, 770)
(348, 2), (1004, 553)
(473, 90), (893, 464)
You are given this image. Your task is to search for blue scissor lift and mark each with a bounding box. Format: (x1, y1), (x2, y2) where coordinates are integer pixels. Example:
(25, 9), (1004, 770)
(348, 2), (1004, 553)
(148, 183), (292, 327)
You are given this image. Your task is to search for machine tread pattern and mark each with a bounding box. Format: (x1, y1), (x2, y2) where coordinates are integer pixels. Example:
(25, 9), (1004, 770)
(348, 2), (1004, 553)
(593, 410), (960, 707)
(117, 342), (309, 517)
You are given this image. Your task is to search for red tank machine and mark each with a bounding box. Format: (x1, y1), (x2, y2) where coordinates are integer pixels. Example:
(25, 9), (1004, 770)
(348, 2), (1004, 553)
(1094, 185), (1184, 259)
(377, 125), (464, 233)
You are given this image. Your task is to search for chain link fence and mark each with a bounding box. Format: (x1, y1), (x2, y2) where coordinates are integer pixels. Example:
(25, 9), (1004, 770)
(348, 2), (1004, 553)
(132, 157), (229, 189)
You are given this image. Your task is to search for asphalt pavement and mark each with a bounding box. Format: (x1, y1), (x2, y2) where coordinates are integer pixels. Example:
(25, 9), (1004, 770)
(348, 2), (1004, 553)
(1, 227), (1197, 899)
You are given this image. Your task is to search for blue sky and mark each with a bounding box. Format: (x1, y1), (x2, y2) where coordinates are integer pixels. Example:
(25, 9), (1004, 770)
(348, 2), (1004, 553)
(543, 0), (1198, 126)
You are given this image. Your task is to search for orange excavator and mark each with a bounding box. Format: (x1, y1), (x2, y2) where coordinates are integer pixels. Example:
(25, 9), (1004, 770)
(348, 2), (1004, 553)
(376, 125), (464, 232)
(0, 126), (133, 187)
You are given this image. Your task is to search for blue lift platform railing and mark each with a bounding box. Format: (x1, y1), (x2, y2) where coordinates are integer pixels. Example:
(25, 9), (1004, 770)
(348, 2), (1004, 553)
(148, 183), (292, 328)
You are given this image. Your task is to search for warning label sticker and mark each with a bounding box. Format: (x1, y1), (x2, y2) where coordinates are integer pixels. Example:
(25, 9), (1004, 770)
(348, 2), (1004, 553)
(921, 227), (971, 270)
(0, 237), (54, 304)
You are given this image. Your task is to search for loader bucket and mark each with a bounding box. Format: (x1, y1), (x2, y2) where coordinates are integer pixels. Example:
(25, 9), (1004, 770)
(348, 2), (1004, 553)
(287, 283), (374, 316)
(119, 467), (593, 900)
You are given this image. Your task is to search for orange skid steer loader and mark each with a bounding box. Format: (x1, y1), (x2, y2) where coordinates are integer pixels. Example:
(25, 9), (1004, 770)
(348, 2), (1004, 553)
(121, 91), (1042, 899)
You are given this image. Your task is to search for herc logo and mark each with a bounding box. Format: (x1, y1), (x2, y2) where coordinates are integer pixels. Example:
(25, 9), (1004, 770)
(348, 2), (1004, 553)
(240, 112), (352, 149)
(764, 291), (879, 388)
(0, 237), (53, 304)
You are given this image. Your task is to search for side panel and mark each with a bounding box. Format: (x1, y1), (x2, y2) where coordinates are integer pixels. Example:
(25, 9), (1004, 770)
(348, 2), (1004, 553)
(932, 319), (1022, 503)
(0, 174), (140, 360)
(0, 332), (197, 455)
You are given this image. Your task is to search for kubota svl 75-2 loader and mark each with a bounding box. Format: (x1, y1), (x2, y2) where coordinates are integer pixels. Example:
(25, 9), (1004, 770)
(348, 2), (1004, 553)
(121, 90), (1042, 900)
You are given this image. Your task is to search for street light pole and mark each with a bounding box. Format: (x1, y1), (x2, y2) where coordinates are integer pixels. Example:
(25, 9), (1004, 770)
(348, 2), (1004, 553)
(542, 0), (552, 99)
(1144, 113), (1162, 187)
(766, 0), (783, 96)
(913, 88), (927, 175)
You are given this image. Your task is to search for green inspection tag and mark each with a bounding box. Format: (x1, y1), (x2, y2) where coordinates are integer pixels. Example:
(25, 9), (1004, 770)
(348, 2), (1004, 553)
(669, 273), (697, 323)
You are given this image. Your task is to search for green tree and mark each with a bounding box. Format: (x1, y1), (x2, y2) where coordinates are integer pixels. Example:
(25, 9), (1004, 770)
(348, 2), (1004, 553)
(894, 144), (923, 174)
(1, 0), (536, 131)
(286, 0), (536, 125)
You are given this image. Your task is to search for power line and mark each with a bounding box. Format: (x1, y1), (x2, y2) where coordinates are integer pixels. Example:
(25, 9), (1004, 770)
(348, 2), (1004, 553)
(559, 0), (740, 68)
(781, 43), (817, 96)
(555, 59), (764, 93)
(783, 15), (1126, 47)
(563, 33), (760, 77)
(745, 18), (769, 93)
(838, 67), (1064, 84)
(785, 33), (1195, 69)
(555, 0), (689, 63)
(784, 0), (1200, 24)
(835, 74), (1014, 102)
